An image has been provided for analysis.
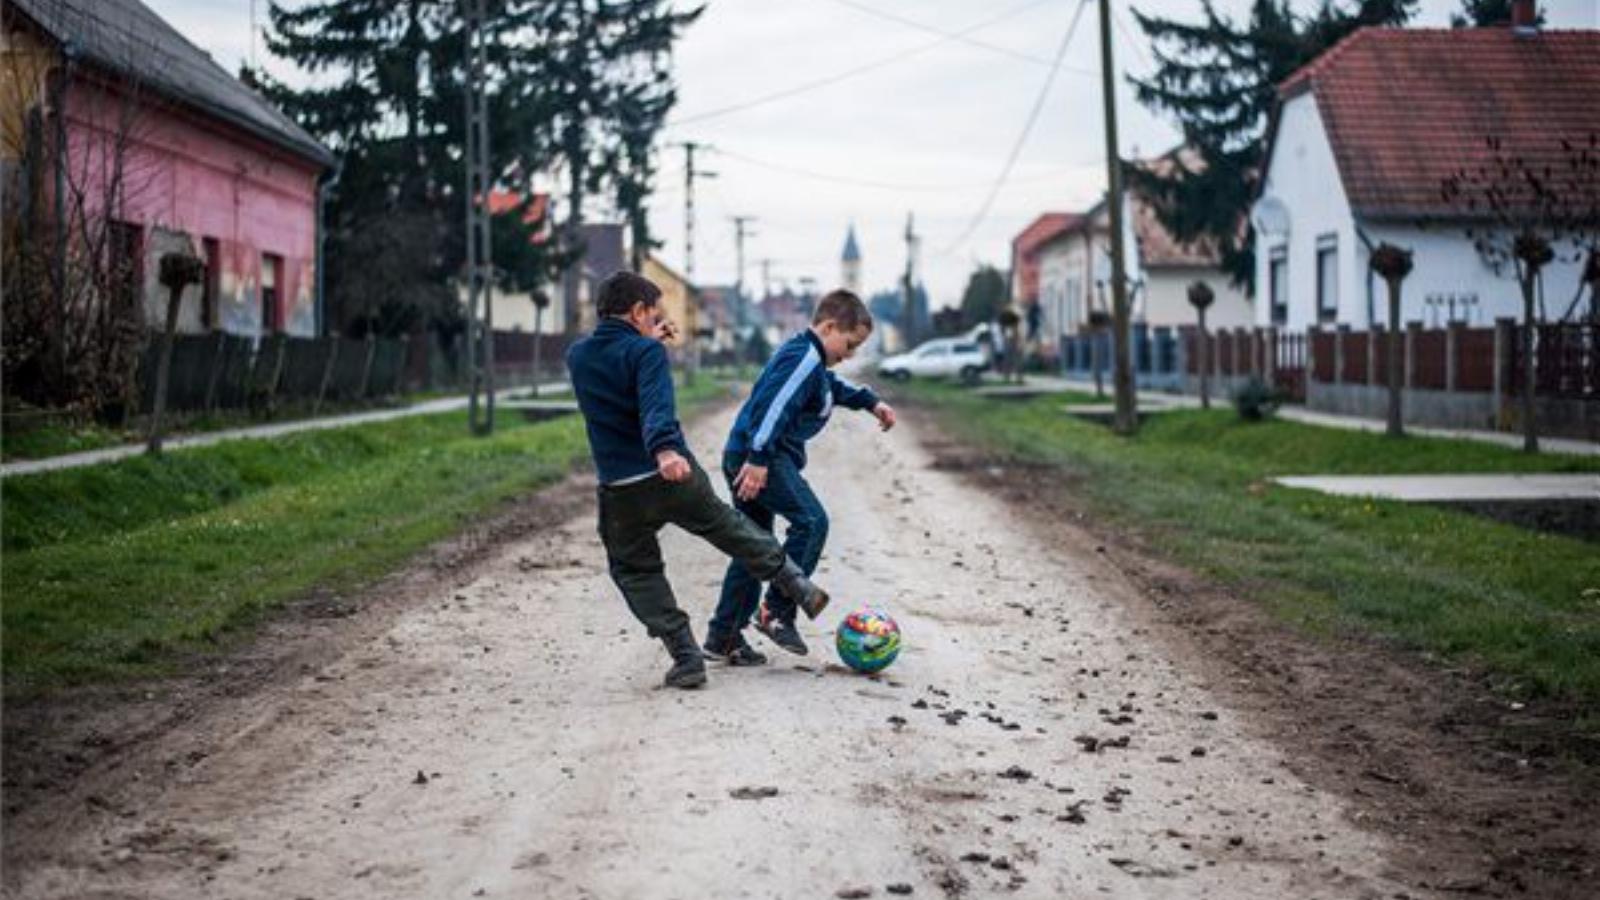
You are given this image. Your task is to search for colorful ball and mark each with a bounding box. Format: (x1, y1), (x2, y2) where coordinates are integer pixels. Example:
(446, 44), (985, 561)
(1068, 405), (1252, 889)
(835, 608), (902, 674)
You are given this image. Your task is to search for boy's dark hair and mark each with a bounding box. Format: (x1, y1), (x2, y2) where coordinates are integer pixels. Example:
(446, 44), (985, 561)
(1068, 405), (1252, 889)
(597, 271), (663, 318)
(812, 289), (873, 331)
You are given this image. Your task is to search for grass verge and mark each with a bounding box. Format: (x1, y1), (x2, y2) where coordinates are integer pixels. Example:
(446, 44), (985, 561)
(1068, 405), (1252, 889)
(901, 381), (1600, 705)
(2, 378), (724, 695)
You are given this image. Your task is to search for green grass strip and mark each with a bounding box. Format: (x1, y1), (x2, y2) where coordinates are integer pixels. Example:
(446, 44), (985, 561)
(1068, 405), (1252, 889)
(904, 381), (1600, 704)
(2, 379), (726, 694)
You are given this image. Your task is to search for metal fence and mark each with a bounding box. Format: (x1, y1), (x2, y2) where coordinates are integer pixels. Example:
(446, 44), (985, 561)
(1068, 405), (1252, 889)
(134, 330), (572, 416)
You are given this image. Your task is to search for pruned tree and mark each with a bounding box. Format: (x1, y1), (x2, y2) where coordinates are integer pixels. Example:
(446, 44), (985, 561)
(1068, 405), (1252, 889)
(1450, 0), (1544, 28)
(1440, 133), (1600, 452)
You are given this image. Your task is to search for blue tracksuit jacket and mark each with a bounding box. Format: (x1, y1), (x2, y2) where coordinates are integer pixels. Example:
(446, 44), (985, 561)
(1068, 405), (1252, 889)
(725, 330), (880, 470)
(566, 318), (690, 483)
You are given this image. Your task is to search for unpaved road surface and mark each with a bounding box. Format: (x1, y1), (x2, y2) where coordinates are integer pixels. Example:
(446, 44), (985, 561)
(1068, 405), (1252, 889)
(5, 406), (1416, 899)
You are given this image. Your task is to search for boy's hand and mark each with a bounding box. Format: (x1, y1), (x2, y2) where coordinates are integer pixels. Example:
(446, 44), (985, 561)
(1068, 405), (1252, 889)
(656, 449), (691, 483)
(733, 463), (768, 501)
(653, 317), (679, 344)
(872, 402), (898, 432)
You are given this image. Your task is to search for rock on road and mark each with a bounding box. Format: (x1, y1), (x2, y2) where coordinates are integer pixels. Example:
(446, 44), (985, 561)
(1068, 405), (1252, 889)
(5, 403), (1412, 899)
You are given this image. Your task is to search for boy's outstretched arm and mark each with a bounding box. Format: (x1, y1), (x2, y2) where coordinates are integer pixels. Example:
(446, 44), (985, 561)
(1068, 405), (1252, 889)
(634, 342), (691, 481)
(827, 371), (896, 431)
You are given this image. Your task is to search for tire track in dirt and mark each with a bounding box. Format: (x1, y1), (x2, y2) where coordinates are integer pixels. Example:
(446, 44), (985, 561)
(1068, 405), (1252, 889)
(5, 404), (1415, 899)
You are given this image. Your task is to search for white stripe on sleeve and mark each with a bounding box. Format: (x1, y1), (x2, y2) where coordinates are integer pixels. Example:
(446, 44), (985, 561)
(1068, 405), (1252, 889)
(752, 345), (821, 451)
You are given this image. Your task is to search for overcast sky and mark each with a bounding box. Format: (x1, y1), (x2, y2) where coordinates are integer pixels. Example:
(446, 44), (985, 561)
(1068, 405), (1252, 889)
(149, 0), (1599, 307)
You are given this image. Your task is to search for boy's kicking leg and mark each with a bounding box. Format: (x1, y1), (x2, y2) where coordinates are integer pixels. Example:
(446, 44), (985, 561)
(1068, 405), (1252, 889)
(598, 480), (707, 689)
(664, 462), (828, 616)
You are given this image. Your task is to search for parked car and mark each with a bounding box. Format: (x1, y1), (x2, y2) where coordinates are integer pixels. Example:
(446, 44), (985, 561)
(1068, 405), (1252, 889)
(878, 338), (990, 383)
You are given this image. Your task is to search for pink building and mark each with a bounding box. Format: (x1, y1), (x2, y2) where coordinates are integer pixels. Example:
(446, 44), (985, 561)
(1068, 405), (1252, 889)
(7, 0), (335, 338)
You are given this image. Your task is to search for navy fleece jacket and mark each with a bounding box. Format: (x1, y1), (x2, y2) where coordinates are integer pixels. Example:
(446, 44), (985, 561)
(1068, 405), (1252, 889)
(566, 318), (690, 483)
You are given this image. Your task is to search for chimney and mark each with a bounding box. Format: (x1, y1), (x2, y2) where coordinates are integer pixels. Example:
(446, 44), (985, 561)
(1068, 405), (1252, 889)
(1511, 0), (1538, 35)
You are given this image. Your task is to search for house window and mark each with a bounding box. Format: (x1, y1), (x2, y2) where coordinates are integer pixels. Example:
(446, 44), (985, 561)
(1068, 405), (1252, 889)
(108, 220), (143, 310)
(261, 253), (282, 334)
(1315, 235), (1338, 323)
(202, 237), (220, 330)
(1269, 247), (1288, 325)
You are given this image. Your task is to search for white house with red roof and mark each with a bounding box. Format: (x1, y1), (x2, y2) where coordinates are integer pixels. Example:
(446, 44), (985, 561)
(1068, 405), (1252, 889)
(1012, 152), (1250, 360)
(1251, 13), (1599, 332)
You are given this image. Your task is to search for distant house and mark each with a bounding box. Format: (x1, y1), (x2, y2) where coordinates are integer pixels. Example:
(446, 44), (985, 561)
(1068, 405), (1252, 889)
(756, 288), (813, 349)
(641, 254), (698, 364)
(1013, 157), (1249, 361)
(1251, 22), (1600, 331)
(479, 191), (560, 334)
(3, 0), (336, 338)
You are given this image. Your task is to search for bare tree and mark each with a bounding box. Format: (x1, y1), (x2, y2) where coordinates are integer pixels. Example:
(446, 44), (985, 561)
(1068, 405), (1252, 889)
(1441, 133), (1600, 453)
(2, 0), (168, 420)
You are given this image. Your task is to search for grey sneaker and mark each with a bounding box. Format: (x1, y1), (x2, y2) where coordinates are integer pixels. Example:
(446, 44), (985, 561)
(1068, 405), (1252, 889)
(703, 630), (769, 667)
(753, 603), (808, 656)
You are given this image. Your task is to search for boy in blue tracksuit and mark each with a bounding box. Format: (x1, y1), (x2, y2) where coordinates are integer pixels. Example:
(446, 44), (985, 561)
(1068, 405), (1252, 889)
(704, 289), (897, 663)
(565, 271), (828, 689)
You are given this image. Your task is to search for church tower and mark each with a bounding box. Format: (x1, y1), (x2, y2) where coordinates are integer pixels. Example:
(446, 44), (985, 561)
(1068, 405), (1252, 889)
(840, 224), (861, 294)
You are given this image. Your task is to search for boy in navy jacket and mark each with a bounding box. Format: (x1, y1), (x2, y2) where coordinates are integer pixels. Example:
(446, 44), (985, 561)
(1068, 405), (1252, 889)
(704, 290), (897, 662)
(566, 271), (827, 689)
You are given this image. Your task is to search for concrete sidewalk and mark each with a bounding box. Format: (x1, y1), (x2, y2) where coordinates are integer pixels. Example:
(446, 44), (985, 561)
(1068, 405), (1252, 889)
(1275, 473), (1600, 502)
(1012, 375), (1600, 458)
(1, 383), (571, 479)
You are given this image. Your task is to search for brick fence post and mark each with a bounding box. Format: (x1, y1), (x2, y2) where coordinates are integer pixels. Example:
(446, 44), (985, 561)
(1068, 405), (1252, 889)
(1335, 324), (1348, 386)
(1405, 320), (1421, 390)
(1445, 320), (1460, 393)
(1492, 316), (1515, 428)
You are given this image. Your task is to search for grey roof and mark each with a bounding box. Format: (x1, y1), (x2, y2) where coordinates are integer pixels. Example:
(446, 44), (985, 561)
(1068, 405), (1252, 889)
(579, 224), (627, 281)
(841, 224), (860, 262)
(11, 0), (334, 168)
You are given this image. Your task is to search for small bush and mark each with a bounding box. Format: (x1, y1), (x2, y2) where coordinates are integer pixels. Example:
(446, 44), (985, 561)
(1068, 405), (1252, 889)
(1233, 377), (1283, 422)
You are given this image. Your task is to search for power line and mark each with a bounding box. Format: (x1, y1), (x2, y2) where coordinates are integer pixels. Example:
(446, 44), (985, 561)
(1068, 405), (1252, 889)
(708, 145), (1088, 194)
(822, 0), (1096, 76)
(670, 0), (1055, 127)
(939, 0), (1093, 255)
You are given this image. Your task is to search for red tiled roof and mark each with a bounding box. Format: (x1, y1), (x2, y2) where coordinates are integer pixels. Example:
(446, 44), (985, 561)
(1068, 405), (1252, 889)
(1278, 26), (1600, 220)
(1012, 213), (1082, 303)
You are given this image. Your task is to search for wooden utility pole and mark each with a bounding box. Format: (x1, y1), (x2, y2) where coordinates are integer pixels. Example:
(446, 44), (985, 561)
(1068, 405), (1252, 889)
(731, 214), (756, 320)
(678, 141), (714, 382)
(902, 212), (919, 346)
(1097, 0), (1137, 435)
(1188, 281), (1214, 410)
(462, 0), (494, 435)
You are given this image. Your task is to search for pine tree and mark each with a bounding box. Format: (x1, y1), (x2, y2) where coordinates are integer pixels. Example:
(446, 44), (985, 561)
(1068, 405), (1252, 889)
(525, 0), (701, 331)
(1129, 1), (1416, 290)
(959, 265), (1008, 328)
(1450, 0), (1544, 27)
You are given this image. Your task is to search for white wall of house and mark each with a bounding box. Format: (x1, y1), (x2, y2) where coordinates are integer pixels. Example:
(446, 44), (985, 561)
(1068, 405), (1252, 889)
(456, 285), (568, 334)
(1361, 222), (1590, 327)
(1252, 93), (1363, 332)
(1254, 93), (1590, 331)
(1143, 266), (1253, 331)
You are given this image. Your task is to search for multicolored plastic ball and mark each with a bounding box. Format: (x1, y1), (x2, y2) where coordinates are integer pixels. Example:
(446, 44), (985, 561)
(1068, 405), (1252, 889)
(835, 607), (902, 673)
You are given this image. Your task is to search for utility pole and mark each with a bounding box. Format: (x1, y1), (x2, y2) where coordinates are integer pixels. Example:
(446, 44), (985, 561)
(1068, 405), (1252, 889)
(462, 0), (494, 435)
(759, 258), (774, 300)
(731, 214), (757, 322)
(1097, 0), (1136, 436)
(676, 140), (714, 383)
(902, 212), (919, 346)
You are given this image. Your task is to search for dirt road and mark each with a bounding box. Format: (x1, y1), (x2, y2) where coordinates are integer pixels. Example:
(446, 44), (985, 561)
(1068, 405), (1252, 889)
(5, 405), (1415, 899)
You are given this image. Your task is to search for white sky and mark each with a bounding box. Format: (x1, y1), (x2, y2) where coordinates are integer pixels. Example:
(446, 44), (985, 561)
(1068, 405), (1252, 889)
(149, 0), (1599, 307)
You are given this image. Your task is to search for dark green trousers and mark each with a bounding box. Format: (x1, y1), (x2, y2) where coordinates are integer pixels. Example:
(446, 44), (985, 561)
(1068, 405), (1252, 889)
(597, 461), (789, 638)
